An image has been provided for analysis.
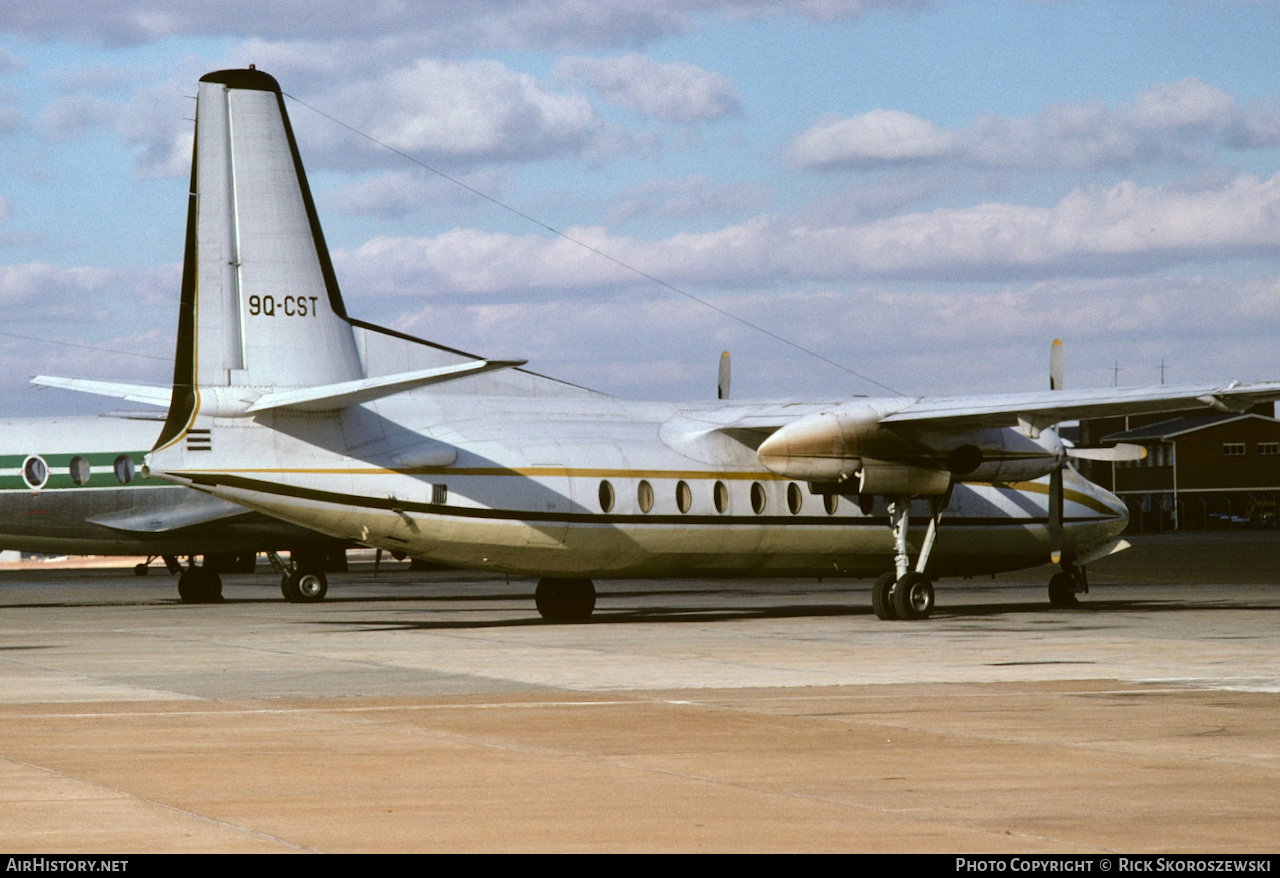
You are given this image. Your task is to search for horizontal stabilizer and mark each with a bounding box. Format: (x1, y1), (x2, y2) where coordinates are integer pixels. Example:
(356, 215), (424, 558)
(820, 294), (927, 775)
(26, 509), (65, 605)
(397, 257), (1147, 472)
(87, 496), (252, 533)
(31, 376), (171, 408)
(245, 359), (526, 413)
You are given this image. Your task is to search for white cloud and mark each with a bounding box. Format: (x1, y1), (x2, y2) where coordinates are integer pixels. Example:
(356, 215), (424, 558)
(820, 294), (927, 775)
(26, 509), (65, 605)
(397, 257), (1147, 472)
(555, 54), (741, 122)
(790, 79), (1280, 171)
(315, 58), (614, 166)
(0, 2), (923, 50)
(334, 172), (1280, 300)
(787, 109), (956, 166)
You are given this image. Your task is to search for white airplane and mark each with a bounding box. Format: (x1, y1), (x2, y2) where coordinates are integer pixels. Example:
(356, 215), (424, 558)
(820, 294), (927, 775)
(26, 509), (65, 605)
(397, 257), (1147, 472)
(43, 68), (1280, 621)
(0, 409), (349, 603)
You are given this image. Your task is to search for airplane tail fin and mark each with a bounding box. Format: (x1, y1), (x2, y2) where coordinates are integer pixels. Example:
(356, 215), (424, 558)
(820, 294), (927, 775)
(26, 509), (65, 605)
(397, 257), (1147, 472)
(157, 68), (364, 446)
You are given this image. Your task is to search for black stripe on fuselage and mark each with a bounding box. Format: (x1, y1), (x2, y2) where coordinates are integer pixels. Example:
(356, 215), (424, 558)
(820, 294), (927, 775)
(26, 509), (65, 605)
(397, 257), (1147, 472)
(183, 471), (1102, 529)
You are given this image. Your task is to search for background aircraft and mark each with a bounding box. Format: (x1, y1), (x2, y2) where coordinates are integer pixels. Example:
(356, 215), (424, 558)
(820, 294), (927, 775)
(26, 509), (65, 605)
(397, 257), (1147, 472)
(0, 409), (348, 603)
(50, 68), (1280, 622)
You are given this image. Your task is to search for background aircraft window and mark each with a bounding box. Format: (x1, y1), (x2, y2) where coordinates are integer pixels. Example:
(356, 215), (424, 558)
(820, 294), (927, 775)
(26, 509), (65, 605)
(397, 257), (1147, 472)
(637, 480), (653, 513)
(750, 482), (767, 514)
(598, 480), (614, 513)
(823, 493), (838, 515)
(713, 481), (728, 513)
(114, 455), (135, 485)
(787, 483), (803, 514)
(22, 455), (48, 490)
(676, 480), (692, 513)
(69, 456), (91, 486)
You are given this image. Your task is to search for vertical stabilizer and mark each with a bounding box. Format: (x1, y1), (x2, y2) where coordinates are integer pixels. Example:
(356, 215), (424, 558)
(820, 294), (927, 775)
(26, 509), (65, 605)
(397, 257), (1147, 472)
(194, 68), (362, 390)
(158, 68), (364, 447)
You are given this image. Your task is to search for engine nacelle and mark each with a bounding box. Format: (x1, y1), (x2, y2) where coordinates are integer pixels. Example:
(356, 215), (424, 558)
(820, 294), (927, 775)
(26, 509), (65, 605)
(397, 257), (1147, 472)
(757, 404), (1065, 494)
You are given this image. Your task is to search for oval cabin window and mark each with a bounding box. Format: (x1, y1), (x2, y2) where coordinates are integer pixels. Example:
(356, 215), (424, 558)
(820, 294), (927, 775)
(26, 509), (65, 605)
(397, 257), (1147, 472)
(69, 456), (91, 486)
(637, 480), (654, 513)
(22, 455), (48, 490)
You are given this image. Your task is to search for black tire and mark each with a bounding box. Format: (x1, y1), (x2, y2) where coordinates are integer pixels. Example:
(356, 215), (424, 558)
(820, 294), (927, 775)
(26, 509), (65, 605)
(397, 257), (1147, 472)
(134, 563), (149, 577)
(872, 572), (898, 620)
(535, 577), (596, 622)
(892, 571), (934, 620)
(177, 569), (221, 603)
(281, 573), (301, 602)
(1048, 572), (1078, 607)
(177, 571), (201, 603)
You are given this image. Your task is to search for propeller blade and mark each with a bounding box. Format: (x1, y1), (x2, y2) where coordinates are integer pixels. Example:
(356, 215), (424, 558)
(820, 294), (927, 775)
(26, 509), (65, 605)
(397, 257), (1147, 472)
(1048, 464), (1064, 565)
(1050, 338), (1064, 391)
(718, 351), (731, 400)
(1066, 443), (1147, 462)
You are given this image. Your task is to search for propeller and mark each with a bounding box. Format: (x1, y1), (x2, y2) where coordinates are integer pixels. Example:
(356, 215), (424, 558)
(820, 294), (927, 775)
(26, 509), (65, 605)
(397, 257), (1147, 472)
(718, 351), (731, 400)
(1044, 340), (1146, 563)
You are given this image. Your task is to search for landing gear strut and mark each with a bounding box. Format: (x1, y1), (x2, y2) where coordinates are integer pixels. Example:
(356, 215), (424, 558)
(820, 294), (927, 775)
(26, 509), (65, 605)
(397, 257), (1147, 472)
(535, 577), (596, 622)
(871, 494), (945, 621)
(176, 558), (222, 604)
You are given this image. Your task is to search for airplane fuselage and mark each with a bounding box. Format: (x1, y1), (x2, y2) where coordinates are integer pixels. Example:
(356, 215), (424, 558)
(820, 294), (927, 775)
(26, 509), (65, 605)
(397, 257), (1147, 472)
(150, 392), (1130, 580)
(0, 415), (330, 557)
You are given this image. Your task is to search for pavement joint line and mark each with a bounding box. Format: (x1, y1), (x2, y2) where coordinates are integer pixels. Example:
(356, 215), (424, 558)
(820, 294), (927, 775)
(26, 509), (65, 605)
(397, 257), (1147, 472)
(0, 684), (1251, 720)
(0, 754), (314, 852)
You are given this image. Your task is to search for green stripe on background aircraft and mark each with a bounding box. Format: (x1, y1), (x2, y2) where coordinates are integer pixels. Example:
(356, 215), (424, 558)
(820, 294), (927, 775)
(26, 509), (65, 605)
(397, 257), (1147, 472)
(0, 408), (348, 603)
(37, 68), (1280, 622)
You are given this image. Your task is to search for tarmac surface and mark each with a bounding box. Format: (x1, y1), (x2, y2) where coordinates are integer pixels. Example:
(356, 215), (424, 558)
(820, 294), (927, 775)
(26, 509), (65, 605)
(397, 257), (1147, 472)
(1, 532), (1277, 852)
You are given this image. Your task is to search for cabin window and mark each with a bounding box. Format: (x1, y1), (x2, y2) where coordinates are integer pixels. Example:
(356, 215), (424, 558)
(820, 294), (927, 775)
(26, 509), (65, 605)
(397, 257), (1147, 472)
(823, 493), (838, 515)
(1259, 442), (1279, 456)
(676, 480), (692, 514)
(637, 480), (654, 513)
(713, 481), (728, 513)
(598, 480), (615, 513)
(1223, 443), (1246, 457)
(22, 455), (48, 490)
(114, 454), (135, 484)
(750, 482), (767, 515)
(787, 482), (803, 514)
(69, 456), (91, 486)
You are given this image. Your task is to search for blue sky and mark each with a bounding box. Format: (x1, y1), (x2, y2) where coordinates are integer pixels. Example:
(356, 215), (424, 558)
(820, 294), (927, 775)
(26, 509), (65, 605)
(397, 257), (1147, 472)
(1, 0), (1279, 416)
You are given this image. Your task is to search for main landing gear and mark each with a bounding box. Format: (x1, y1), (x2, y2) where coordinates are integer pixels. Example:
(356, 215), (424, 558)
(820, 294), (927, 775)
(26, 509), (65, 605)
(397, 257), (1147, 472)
(176, 558), (222, 604)
(535, 577), (596, 622)
(1048, 564), (1086, 608)
(268, 551), (329, 603)
(872, 494), (944, 621)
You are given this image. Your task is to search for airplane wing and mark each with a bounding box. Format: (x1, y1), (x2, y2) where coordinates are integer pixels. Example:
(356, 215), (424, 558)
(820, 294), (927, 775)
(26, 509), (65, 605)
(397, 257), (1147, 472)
(879, 381), (1280, 433)
(754, 380), (1280, 487)
(86, 495), (254, 533)
(31, 376), (172, 408)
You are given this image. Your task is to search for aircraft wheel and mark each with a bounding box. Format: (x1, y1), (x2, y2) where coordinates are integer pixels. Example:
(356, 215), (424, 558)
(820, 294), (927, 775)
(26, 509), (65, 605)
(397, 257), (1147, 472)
(1048, 572), (1078, 608)
(134, 563), (149, 577)
(535, 577), (596, 622)
(871, 572), (898, 620)
(892, 572), (934, 620)
(281, 573), (301, 602)
(178, 569), (222, 604)
(293, 571), (328, 603)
